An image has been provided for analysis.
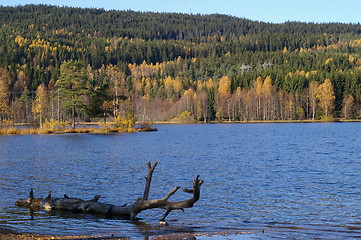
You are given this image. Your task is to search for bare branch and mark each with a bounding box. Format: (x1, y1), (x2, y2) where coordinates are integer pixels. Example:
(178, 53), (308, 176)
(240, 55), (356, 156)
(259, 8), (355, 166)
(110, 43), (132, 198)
(143, 160), (158, 200)
(162, 186), (180, 201)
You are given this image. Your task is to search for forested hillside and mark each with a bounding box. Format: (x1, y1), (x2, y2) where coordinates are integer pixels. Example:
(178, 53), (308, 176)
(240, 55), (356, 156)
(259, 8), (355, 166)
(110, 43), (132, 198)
(1, 4), (361, 126)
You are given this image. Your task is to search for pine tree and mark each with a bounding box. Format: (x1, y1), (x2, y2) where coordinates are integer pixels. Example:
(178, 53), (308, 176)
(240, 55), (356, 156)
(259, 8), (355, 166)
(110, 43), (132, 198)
(56, 60), (88, 128)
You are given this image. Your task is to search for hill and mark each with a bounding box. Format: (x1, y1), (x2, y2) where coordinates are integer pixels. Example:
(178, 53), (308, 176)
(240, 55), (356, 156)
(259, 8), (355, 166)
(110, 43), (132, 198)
(1, 4), (361, 125)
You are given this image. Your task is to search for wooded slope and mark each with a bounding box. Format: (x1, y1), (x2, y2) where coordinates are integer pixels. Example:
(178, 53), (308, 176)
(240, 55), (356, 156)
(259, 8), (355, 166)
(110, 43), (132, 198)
(1, 4), (361, 124)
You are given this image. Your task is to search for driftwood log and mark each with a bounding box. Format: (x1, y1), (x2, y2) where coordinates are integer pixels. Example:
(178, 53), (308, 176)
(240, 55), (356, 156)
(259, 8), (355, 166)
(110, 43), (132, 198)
(15, 161), (203, 223)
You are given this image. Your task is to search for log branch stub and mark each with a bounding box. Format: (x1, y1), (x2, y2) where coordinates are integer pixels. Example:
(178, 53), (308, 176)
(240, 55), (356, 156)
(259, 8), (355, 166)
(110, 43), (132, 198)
(143, 160), (158, 200)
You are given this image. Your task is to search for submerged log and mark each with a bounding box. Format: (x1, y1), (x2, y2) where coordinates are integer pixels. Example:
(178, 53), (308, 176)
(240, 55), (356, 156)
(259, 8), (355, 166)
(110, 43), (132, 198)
(15, 161), (203, 223)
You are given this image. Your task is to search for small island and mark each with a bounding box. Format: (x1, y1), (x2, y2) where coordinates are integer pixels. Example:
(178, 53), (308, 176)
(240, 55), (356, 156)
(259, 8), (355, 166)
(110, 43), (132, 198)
(0, 118), (157, 135)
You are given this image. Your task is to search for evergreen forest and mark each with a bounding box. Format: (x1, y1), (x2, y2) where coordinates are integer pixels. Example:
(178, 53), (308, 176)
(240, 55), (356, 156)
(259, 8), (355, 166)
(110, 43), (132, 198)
(2, 4), (361, 127)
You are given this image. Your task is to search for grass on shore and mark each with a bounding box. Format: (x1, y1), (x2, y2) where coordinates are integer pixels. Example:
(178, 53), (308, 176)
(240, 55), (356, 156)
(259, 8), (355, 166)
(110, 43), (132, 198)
(0, 126), (157, 135)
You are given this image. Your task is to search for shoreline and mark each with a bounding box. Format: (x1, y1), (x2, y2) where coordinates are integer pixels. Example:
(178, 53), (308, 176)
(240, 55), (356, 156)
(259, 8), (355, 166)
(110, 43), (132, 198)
(12, 118), (361, 126)
(0, 227), (260, 240)
(0, 228), (128, 239)
(1, 119), (358, 135)
(8, 118), (361, 128)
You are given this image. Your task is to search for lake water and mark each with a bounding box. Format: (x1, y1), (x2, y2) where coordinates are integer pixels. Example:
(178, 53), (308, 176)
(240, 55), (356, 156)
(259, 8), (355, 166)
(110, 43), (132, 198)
(0, 123), (361, 239)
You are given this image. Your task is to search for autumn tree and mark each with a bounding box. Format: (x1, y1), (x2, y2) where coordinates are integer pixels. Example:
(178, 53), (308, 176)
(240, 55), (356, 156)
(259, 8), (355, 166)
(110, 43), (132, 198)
(181, 88), (195, 114)
(254, 76), (263, 120)
(277, 90), (287, 120)
(196, 99), (203, 121)
(197, 90), (208, 122)
(13, 71), (28, 94)
(9, 70), (31, 123)
(164, 76), (183, 99)
(342, 94), (355, 119)
(105, 65), (127, 117)
(231, 87), (245, 120)
(286, 95), (296, 120)
(56, 61), (88, 128)
(32, 83), (48, 128)
(308, 81), (319, 121)
(244, 87), (256, 120)
(217, 76), (232, 121)
(316, 78), (335, 117)
(262, 76), (275, 120)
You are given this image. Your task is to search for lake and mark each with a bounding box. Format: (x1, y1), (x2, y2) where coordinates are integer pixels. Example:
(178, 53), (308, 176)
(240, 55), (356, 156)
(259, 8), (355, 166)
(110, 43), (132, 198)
(0, 123), (361, 239)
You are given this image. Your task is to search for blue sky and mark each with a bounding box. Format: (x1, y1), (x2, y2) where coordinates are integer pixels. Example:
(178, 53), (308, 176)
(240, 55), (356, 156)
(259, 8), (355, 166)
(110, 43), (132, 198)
(1, 0), (360, 24)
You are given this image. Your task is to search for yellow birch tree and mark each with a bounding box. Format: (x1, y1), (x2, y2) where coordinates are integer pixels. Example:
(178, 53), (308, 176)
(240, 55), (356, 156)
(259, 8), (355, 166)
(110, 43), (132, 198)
(316, 79), (335, 117)
(32, 84), (48, 128)
(217, 76), (232, 121)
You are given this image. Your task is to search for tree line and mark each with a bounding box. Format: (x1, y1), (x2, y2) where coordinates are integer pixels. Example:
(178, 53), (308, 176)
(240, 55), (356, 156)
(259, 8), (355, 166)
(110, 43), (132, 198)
(1, 4), (361, 126)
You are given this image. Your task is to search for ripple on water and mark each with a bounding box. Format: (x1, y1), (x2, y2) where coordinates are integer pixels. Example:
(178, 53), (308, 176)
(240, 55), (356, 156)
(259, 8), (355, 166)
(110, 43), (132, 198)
(1, 123), (361, 239)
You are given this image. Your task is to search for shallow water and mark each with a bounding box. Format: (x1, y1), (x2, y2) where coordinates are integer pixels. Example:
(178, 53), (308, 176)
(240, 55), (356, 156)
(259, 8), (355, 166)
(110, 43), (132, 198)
(0, 123), (361, 239)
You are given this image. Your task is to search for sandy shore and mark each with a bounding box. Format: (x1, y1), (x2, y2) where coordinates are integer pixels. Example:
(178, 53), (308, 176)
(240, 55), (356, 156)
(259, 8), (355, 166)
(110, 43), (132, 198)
(0, 228), (258, 240)
(0, 228), (200, 240)
(0, 228), (129, 240)
(0, 230), (200, 240)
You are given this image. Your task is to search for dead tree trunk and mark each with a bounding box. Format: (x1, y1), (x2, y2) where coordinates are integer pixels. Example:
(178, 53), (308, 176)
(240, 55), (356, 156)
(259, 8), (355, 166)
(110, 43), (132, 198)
(15, 161), (203, 223)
